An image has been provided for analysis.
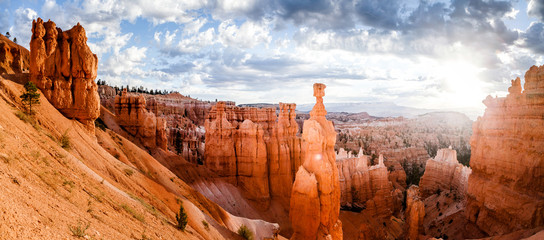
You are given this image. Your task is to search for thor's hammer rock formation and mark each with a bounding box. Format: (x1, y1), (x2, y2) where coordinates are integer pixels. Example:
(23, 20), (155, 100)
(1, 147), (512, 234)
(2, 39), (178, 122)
(289, 83), (342, 240)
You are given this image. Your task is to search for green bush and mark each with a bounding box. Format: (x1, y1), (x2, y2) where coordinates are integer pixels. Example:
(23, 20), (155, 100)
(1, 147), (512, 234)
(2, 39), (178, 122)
(176, 203), (188, 231)
(237, 224), (253, 240)
(60, 132), (71, 150)
(69, 221), (89, 238)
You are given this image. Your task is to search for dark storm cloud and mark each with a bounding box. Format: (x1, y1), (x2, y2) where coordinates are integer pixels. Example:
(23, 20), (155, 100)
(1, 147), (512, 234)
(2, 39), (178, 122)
(354, 0), (402, 29)
(528, 0), (544, 22)
(520, 22), (544, 53)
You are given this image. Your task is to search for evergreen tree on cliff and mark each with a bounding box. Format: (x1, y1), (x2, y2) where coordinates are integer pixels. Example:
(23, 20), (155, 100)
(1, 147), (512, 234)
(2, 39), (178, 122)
(20, 82), (40, 114)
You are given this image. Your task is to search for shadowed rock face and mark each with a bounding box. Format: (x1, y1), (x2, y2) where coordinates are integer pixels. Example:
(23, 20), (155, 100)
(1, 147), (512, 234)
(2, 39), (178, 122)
(204, 101), (301, 207)
(29, 18), (99, 130)
(466, 65), (544, 236)
(290, 83), (342, 240)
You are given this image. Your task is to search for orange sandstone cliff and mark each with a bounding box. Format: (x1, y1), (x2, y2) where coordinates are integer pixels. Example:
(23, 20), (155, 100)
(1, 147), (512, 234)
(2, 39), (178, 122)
(0, 34), (29, 74)
(406, 185), (425, 240)
(113, 89), (168, 150)
(466, 65), (544, 236)
(289, 83), (342, 240)
(204, 101), (301, 207)
(29, 18), (99, 130)
(337, 153), (402, 219)
(419, 148), (471, 198)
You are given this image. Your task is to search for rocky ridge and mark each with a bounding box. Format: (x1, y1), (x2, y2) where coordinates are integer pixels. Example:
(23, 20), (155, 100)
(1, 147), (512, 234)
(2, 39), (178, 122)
(466, 65), (544, 236)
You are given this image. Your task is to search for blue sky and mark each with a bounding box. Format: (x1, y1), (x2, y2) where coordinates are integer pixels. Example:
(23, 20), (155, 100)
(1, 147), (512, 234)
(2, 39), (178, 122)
(1, 0), (543, 114)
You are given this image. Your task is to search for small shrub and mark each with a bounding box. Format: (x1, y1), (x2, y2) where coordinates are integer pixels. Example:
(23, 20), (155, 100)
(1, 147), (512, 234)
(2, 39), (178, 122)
(124, 168), (134, 176)
(69, 221), (89, 238)
(175, 203), (188, 231)
(15, 111), (40, 130)
(60, 132), (71, 150)
(121, 204), (145, 222)
(237, 224), (253, 240)
(202, 220), (209, 230)
(94, 118), (107, 131)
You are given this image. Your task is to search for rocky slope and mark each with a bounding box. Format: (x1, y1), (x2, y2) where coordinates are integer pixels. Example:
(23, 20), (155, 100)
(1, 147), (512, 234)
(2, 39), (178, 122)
(290, 83), (342, 240)
(0, 75), (285, 239)
(466, 65), (544, 236)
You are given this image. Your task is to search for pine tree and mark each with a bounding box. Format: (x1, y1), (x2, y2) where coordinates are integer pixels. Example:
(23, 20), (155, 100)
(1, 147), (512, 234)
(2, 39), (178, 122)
(175, 203), (188, 231)
(20, 82), (40, 114)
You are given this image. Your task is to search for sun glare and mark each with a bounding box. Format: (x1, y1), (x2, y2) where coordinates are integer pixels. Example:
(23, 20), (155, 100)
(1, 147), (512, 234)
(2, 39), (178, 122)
(436, 61), (488, 109)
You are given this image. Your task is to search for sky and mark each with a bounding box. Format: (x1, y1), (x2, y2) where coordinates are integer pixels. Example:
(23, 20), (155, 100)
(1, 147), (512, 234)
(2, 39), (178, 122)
(1, 0), (543, 115)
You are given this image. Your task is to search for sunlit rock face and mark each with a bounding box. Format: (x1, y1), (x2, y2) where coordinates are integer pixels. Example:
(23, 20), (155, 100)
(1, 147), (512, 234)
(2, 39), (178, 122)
(204, 101), (301, 207)
(419, 148), (471, 199)
(0, 34), (29, 74)
(406, 185), (425, 240)
(290, 83), (342, 240)
(114, 89), (167, 150)
(30, 18), (99, 130)
(466, 65), (544, 236)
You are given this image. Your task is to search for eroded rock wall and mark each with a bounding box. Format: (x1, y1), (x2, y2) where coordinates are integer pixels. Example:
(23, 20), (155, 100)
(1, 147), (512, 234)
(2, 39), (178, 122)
(204, 101), (301, 206)
(30, 18), (99, 130)
(337, 153), (401, 219)
(290, 83), (342, 240)
(466, 65), (544, 236)
(419, 148), (471, 198)
(114, 90), (167, 150)
(0, 34), (29, 74)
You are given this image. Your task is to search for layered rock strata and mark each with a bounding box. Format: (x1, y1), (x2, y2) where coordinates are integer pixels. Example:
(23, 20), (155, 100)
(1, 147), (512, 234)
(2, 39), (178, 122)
(114, 89), (167, 150)
(99, 85), (211, 163)
(466, 65), (544, 236)
(419, 148), (471, 198)
(290, 83), (342, 240)
(204, 101), (301, 206)
(30, 18), (99, 130)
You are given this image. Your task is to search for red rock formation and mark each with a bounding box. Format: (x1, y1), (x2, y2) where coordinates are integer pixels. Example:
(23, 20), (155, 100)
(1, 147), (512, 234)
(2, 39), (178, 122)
(467, 65), (544, 236)
(0, 34), (29, 74)
(338, 153), (402, 220)
(419, 148), (471, 198)
(114, 89), (167, 150)
(290, 83), (342, 240)
(405, 185), (425, 240)
(204, 101), (301, 207)
(29, 18), (99, 130)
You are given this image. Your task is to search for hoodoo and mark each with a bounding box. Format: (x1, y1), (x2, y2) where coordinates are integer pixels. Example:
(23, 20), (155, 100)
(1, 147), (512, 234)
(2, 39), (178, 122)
(29, 18), (99, 130)
(289, 83), (342, 240)
(466, 65), (544, 235)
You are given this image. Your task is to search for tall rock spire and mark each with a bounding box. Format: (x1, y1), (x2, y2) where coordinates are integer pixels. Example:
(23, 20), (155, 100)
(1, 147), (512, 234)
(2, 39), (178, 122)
(289, 83), (342, 240)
